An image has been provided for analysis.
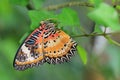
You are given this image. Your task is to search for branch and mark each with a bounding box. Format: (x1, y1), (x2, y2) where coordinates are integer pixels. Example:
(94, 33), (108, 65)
(44, 2), (94, 11)
(71, 32), (111, 37)
(44, 1), (120, 11)
(72, 32), (120, 46)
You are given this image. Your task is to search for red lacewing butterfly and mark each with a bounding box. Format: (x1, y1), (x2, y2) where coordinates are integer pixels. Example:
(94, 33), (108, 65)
(13, 19), (77, 71)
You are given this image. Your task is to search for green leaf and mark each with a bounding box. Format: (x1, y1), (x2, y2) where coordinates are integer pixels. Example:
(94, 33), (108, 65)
(116, 5), (120, 10)
(94, 24), (103, 33)
(94, 0), (103, 7)
(89, 0), (103, 7)
(11, 0), (29, 6)
(88, 3), (120, 31)
(29, 8), (80, 30)
(32, 0), (44, 9)
(89, 0), (94, 3)
(77, 45), (87, 65)
(0, 0), (12, 14)
(57, 8), (80, 27)
(29, 10), (55, 30)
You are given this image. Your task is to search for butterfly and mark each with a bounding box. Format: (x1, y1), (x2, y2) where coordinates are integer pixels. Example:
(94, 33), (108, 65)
(13, 20), (77, 71)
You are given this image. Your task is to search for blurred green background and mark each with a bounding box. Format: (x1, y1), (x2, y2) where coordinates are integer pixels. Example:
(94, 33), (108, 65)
(0, 0), (120, 80)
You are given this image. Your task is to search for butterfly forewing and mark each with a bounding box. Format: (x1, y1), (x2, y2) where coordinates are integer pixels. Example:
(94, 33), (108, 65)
(13, 24), (45, 70)
(13, 20), (77, 71)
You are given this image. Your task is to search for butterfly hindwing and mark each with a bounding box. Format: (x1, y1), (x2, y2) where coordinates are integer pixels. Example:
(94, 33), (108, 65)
(13, 20), (77, 71)
(43, 30), (77, 64)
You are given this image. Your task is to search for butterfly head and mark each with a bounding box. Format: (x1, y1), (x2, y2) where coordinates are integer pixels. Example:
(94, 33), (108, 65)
(40, 19), (59, 28)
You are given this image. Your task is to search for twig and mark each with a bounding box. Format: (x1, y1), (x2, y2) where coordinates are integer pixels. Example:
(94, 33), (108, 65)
(72, 32), (112, 38)
(105, 35), (120, 46)
(44, 2), (94, 11)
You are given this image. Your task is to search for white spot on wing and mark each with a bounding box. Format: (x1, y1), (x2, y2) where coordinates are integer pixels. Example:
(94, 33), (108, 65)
(21, 43), (30, 55)
(27, 57), (35, 61)
(38, 43), (42, 48)
(21, 43), (35, 61)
